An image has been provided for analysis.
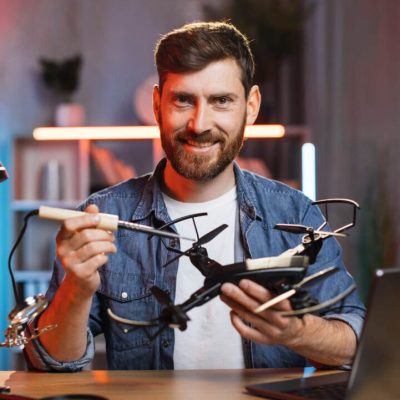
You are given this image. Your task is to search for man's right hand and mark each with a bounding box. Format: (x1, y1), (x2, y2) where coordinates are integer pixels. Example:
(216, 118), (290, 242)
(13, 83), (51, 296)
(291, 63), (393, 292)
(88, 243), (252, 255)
(33, 204), (117, 363)
(56, 203), (117, 297)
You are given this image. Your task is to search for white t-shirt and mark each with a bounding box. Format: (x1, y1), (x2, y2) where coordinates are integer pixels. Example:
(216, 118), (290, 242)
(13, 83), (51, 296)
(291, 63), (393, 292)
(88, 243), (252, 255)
(163, 187), (245, 369)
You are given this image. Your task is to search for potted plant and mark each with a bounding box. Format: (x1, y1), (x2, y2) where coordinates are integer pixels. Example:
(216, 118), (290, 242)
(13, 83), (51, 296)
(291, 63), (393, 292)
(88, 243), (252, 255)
(39, 54), (85, 126)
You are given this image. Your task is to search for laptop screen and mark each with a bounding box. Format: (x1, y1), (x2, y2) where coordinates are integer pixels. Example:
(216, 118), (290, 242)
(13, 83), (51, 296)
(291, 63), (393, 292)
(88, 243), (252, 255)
(346, 267), (400, 399)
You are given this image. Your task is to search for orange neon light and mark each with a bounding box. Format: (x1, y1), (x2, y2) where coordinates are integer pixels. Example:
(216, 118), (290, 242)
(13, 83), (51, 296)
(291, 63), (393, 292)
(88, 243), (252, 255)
(33, 125), (285, 140)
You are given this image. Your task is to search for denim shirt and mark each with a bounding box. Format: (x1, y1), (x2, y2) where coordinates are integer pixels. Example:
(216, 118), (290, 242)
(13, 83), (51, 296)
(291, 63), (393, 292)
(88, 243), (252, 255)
(25, 159), (365, 371)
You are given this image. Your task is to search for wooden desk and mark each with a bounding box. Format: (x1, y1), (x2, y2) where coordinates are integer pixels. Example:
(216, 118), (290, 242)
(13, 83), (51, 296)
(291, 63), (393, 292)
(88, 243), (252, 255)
(0, 369), (343, 400)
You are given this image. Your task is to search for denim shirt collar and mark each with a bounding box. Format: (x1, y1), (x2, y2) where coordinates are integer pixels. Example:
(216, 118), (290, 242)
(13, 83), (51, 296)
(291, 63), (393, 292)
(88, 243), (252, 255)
(130, 158), (171, 225)
(130, 158), (261, 225)
(233, 162), (262, 222)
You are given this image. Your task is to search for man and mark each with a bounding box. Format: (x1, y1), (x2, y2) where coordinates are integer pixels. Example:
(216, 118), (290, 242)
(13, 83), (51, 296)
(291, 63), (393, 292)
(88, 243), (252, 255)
(25, 21), (365, 371)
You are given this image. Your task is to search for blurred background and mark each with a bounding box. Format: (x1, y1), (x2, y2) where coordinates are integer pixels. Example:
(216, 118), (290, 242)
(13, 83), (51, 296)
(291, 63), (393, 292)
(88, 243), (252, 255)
(0, 0), (399, 369)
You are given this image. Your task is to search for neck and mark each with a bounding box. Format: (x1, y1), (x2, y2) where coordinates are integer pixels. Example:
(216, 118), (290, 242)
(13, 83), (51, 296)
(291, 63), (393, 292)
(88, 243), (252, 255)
(162, 161), (236, 202)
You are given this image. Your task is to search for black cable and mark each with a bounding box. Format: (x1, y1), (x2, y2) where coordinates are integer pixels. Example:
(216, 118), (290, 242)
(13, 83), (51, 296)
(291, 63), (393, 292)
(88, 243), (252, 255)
(7, 209), (39, 305)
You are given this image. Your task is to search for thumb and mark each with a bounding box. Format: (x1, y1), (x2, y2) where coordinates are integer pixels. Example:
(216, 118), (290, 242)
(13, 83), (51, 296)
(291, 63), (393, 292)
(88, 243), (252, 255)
(84, 203), (100, 214)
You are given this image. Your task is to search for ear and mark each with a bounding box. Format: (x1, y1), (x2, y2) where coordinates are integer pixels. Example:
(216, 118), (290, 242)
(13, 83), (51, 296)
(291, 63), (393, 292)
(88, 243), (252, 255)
(152, 84), (161, 124)
(245, 85), (261, 125)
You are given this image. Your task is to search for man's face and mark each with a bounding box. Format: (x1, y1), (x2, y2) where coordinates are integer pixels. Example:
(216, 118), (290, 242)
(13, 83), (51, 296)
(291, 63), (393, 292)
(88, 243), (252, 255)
(154, 59), (255, 182)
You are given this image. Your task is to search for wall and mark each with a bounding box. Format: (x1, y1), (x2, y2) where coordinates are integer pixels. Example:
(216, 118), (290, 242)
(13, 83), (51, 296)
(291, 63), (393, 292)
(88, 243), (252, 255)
(305, 0), (400, 295)
(0, 0), (217, 133)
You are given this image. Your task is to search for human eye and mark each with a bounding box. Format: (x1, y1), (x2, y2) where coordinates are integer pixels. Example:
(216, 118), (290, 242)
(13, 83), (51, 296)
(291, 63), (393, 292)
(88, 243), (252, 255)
(173, 94), (194, 108)
(212, 96), (233, 109)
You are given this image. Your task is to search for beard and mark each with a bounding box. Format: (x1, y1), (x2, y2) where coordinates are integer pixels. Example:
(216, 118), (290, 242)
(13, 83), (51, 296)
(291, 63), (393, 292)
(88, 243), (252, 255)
(159, 114), (246, 182)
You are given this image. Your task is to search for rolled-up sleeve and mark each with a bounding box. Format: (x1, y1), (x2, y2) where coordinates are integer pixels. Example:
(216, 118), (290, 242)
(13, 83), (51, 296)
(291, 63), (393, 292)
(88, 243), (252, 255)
(24, 326), (95, 372)
(324, 312), (364, 342)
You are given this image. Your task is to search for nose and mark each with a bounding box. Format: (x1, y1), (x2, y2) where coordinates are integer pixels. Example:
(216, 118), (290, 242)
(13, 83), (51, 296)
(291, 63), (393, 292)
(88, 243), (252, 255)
(187, 101), (212, 134)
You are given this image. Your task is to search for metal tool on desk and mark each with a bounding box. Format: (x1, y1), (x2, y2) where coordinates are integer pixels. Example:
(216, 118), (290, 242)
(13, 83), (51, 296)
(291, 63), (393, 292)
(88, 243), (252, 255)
(1, 200), (193, 350)
(0, 294), (56, 349)
(38, 206), (194, 241)
(0, 162), (55, 351)
(0, 165), (109, 398)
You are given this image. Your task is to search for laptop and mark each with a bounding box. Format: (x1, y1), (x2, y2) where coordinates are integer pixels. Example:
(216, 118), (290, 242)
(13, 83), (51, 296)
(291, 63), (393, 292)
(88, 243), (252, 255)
(246, 267), (400, 399)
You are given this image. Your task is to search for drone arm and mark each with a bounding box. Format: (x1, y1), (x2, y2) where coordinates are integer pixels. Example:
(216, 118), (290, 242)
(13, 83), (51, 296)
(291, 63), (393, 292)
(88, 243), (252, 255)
(313, 198), (360, 234)
(179, 283), (222, 313)
(253, 266), (337, 314)
(107, 308), (157, 326)
(281, 283), (356, 317)
(278, 243), (307, 257)
(253, 289), (296, 314)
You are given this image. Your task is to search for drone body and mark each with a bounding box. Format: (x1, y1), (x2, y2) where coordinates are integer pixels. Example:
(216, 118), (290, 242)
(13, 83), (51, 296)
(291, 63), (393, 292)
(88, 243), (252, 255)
(108, 198), (360, 337)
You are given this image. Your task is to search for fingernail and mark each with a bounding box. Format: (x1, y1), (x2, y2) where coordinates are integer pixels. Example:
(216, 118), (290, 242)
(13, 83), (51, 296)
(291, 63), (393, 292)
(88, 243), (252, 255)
(239, 279), (249, 290)
(221, 283), (233, 295)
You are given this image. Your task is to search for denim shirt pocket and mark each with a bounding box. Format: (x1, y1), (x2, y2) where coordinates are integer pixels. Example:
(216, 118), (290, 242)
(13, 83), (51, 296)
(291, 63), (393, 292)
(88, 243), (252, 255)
(97, 269), (157, 351)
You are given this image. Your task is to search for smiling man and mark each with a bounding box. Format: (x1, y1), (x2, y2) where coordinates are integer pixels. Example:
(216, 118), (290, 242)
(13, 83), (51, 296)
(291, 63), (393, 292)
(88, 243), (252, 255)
(155, 57), (259, 200)
(25, 22), (365, 371)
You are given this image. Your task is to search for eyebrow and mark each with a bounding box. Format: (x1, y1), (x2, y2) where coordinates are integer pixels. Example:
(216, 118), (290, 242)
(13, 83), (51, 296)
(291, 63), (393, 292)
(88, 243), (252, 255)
(170, 91), (194, 98)
(170, 91), (239, 100)
(209, 92), (239, 100)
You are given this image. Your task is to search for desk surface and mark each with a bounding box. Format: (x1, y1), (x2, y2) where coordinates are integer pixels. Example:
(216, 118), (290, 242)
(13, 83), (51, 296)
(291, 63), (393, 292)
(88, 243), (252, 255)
(0, 369), (343, 400)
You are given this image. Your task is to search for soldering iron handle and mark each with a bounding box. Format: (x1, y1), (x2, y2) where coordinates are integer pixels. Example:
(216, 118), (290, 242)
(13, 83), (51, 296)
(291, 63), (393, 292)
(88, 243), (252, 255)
(38, 206), (119, 231)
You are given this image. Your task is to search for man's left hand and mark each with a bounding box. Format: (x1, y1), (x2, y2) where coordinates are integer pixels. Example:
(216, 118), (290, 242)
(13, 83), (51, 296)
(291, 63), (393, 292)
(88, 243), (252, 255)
(220, 279), (305, 348)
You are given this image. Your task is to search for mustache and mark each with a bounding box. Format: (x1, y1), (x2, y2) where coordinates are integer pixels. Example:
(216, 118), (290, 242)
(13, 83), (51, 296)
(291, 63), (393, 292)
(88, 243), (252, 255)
(175, 130), (225, 144)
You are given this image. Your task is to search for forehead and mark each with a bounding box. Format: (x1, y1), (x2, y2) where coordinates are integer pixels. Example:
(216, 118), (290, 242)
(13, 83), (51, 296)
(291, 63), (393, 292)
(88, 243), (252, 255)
(161, 58), (245, 96)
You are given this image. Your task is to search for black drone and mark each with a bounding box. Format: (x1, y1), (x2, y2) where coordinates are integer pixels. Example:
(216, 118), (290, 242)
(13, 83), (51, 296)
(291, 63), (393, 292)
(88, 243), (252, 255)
(108, 198), (360, 338)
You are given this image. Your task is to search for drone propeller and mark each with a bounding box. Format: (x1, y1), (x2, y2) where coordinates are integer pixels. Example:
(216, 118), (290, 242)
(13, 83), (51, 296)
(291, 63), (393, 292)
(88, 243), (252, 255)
(151, 286), (173, 306)
(107, 308), (156, 327)
(107, 285), (190, 331)
(106, 287), (174, 329)
(196, 224), (228, 246)
(164, 224), (228, 269)
(150, 286), (190, 331)
(253, 266), (337, 314)
(281, 283), (356, 317)
(274, 224), (347, 238)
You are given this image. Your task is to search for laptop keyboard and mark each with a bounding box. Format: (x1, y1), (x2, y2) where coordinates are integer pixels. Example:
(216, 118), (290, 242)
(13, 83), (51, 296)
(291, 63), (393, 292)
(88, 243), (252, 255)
(287, 381), (347, 399)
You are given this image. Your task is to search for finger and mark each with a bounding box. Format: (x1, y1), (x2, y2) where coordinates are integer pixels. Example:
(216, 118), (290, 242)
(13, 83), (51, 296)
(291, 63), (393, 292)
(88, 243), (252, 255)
(230, 312), (279, 345)
(58, 228), (115, 257)
(59, 213), (101, 239)
(221, 285), (291, 331)
(65, 253), (110, 284)
(238, 280), (292, 312)
(238, 279), (273, 303)
(61, 240), (117, 267)
(59, 204), (102, 238)
(222, 292), (280, 329)
(77, 240), (117, 263)
(221, 282), (269, 311)
(85, 204), (100, 214)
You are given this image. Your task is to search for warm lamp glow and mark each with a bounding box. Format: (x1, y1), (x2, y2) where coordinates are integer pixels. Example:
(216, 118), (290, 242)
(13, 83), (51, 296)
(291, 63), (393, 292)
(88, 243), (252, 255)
(33, 125), (285, 140)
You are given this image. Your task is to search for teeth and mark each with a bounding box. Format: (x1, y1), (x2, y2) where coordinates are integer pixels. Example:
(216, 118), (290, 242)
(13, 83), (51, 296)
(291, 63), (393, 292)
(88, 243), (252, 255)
(186, 140), (214, 147)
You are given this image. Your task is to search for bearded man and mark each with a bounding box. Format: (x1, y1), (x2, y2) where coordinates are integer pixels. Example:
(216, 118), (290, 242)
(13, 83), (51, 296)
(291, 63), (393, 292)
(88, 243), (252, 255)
(25, 21), (365, 371)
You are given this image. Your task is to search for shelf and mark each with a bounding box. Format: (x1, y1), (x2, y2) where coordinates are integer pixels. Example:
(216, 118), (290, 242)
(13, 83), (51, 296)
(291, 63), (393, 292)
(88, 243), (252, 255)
(14, 271), (52, 298)
(12, 199), (82, 212)
(13, 138), (89, 202)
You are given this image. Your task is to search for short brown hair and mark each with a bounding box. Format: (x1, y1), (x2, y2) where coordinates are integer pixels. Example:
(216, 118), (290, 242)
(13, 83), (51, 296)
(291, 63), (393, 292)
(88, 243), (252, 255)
(154, 21), (255, 97)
